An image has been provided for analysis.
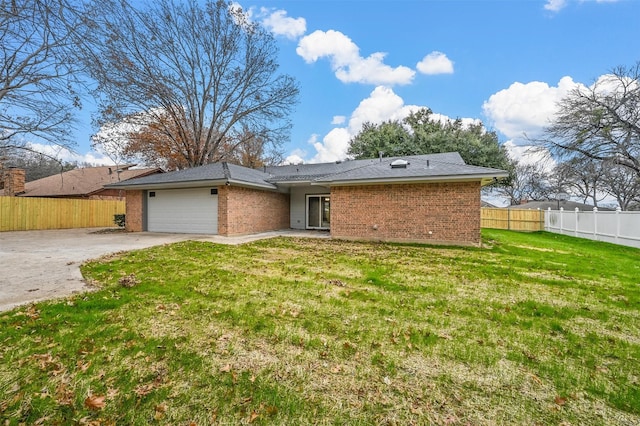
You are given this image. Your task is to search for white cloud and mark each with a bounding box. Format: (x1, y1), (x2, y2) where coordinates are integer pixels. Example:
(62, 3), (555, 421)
(544, 0), (568, 11)
(307, 86), (417, 163)
(259, 8), (306, 40)
(347, 86), (418, 132)
(228, 2), (253, 27)
(416, 51), (454, 75)
(331, 115), (346, 125)
(303, 86), (479, 164)
(26, 143), (114, 166)
(310, 128), (352, 163)
(482, 76), (580, 141)
(503, 140), (553, 168)
(283, 148), (307, 165)
(296, 30), (415, 86)
(545, 0), (619, 12)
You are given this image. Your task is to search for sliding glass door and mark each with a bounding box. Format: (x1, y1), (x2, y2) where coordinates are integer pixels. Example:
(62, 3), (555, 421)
(307, 195), (330, 229)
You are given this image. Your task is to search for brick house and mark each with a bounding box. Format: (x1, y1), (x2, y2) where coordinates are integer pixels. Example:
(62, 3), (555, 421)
(1, 164), (162, 200)
(107, 153), (508, 246)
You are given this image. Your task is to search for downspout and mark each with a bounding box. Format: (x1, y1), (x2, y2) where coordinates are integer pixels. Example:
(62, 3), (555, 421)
(222, 162), (231, 186)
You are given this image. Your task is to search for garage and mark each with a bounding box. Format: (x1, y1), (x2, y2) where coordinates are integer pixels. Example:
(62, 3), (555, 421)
(147, 188), (218, 234)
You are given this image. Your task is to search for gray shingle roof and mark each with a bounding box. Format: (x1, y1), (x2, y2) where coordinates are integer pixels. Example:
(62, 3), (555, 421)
(314, 156), (507, 184)
(106, 162), (276, 190)
(107, 163), (227, 187)
(266, 153), (466, 183)
(107, 152), (507, 190)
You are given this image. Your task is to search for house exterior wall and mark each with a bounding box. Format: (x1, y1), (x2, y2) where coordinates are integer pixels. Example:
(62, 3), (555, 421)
(89, 189), (127, 200)
(289, 185), (331, 230)
(125, 190), (144, 232)
(218, 186), (290, 236)
(330, 181), (482, 245)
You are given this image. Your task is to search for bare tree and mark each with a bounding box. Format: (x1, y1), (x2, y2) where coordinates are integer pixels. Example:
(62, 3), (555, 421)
(78, 0), (298, 170)
(554, 156), (607, 207)
(224, 126), (284, 168)
(541, 63), (640, 177)
(601, 161), (640, 210)
(0, 0), (83, 150)
(0, 149), (76, 181)
(497, 160), (558, 205)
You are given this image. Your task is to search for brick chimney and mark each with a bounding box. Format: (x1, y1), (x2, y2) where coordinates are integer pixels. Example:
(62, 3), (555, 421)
(3, 167), (25, 196)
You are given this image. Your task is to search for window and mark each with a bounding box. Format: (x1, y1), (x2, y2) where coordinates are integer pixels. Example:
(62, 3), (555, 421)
(149, 191), (156, 197)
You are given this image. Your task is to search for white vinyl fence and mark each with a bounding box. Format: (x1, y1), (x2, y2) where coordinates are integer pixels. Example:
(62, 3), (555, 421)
(545, 207), (640, 249)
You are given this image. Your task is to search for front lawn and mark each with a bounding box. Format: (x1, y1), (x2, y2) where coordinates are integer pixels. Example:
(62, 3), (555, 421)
(1, 230), (639, 425)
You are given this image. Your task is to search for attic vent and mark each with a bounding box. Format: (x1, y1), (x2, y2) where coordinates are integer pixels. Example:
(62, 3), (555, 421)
(390, 159), (409, 169)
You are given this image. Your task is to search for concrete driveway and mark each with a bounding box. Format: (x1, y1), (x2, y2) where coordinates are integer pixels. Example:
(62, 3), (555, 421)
(0, 229), (200, 312)
(0, 228), (327, 312)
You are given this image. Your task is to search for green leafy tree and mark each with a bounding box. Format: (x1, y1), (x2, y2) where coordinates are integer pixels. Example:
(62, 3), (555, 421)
(348, 121), (414, 158)
(348, 108), (511, 171)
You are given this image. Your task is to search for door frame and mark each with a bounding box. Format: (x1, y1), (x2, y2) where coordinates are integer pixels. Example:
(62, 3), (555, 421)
(305, 194), (330, 230)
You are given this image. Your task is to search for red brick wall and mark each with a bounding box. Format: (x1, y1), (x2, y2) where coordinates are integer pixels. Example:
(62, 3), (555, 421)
(218, 186), (290, 236)
(89, 189), (127, 200)
(330, 182), (481, 246)
(125, 190), (144, 232)
(2, 168), (25, 196)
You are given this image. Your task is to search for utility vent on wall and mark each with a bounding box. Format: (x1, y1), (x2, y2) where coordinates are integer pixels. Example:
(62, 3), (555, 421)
(390, 159), (409, 169)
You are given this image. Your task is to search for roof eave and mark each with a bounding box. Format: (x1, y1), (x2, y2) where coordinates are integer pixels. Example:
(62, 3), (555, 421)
(105, 179), (228, 190)
(267, 179), (316, 186)
(226, 179), (279, 191)
(106, 178), (278, 191)
(313, 172), (509, 186)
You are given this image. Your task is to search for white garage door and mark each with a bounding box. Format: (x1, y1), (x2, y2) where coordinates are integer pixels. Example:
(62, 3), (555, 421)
(147, 188), (218, 234)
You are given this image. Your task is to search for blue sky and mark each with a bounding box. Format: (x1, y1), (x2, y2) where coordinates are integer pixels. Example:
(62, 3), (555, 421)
(47, 0), (640, 166)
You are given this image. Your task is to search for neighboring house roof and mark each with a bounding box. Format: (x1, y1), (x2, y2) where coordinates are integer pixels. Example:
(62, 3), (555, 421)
(107, 153), (508, 191)
(507, 200), (615, 211)
(481, 200), (498, 208)
(18, 165), (162, 197)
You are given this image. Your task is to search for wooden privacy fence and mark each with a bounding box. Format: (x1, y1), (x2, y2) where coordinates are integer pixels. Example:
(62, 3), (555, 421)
(481, 207), (545, 231)
(0, 196), (125, 231)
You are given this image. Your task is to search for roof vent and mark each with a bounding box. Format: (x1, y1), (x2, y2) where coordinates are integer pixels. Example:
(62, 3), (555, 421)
(390, 159), (409, 169)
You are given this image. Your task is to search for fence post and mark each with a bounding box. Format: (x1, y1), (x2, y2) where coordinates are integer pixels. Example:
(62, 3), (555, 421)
(574, 207), (579, 237)
(615, 207), (621, 244)
(547, 207), (551, 231)
(538, 208), (543, 231)
(559, 207), (564, 234)
(507, 208), (511, 231)
(593, 207), (598, 240)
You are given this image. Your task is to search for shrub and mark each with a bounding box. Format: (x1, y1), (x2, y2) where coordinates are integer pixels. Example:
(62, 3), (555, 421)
(114, 214), (126, 227)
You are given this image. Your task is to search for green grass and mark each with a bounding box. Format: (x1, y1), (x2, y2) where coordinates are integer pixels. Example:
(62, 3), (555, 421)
(1, 230), (639, 424)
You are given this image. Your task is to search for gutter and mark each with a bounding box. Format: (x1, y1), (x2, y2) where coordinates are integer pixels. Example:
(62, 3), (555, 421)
(105, 178), (278, 191)
(105, 179), (228, 190)
(312, 172), (509, 187)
